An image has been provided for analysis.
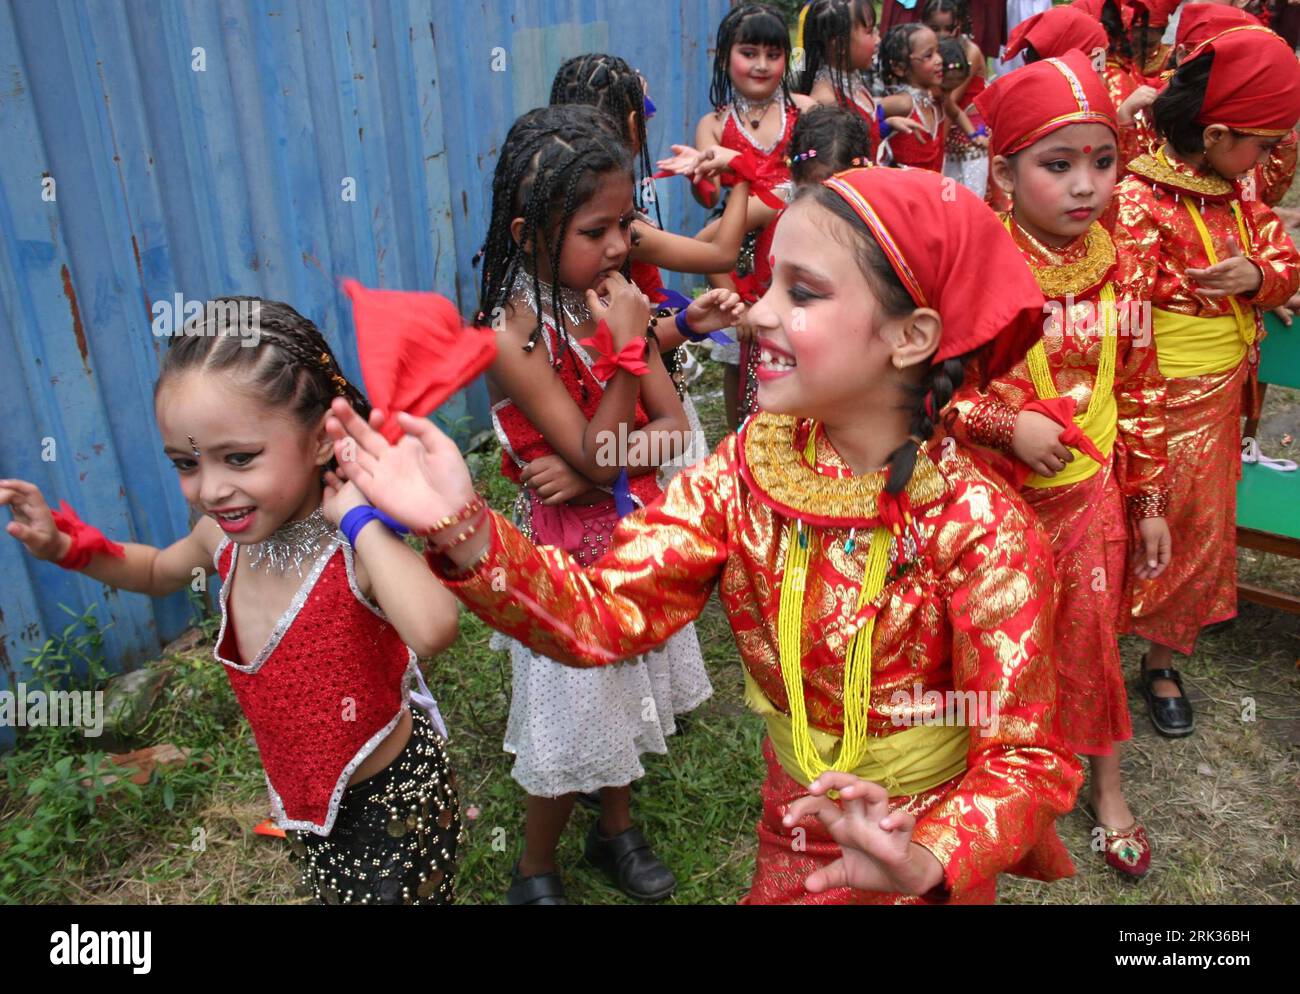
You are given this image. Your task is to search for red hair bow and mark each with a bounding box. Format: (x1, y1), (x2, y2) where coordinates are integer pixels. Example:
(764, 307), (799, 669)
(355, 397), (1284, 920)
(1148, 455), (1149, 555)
(578, 320), (649, 380)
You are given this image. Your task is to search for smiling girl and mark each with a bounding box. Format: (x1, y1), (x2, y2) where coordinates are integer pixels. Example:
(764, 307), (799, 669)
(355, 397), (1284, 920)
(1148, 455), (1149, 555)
(879, 23), (947, 171)
(326, 167), (1083, 906)
(1, 300), (463, 904)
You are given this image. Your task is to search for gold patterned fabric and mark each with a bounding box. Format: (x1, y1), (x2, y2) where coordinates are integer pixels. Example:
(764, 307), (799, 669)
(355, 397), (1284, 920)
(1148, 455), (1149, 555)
(1113, 150), (1300, 651)
(429, 416), (1083, 902)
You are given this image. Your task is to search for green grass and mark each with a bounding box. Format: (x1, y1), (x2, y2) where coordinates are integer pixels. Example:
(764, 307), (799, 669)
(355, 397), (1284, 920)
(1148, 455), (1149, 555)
(2, 357), (1298, 904)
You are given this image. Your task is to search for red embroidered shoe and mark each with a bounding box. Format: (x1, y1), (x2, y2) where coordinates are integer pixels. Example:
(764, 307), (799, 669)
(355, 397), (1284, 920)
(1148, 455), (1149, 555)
(1097, 820), (1152, 878)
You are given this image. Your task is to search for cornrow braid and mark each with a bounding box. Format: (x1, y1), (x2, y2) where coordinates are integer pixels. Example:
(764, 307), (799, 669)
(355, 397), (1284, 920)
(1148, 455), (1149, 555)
(475, 104), (633, 404)
(154, 297), (371, 471)
(709, 3), (795, 112)
(550, 53), (662, 228)
(880, 23), (928, 88)
(788, 105), (872, 183)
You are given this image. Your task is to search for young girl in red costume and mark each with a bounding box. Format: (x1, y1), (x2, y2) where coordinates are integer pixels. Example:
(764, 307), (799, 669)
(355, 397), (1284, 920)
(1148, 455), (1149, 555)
(0, 300), (463, 905)
(692, 3), (815, 430)
(473, 104), (742, 905)
(549, 53), (753, 477)
(878, 22), (948, 171)
(328, 167), (1083, 906)
(1113, 26), (1300, 738)
(795, 0), (923, 158)
(950, 50), (1170, 877)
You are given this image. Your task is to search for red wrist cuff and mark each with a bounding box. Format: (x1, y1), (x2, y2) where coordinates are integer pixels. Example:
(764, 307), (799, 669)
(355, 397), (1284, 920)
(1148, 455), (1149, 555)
(50, 500), (126, 570)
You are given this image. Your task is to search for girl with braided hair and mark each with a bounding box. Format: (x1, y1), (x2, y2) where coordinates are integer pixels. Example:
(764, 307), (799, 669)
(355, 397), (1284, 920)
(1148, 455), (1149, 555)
(795, 0), (922, 157)
(327, 167), (1084, 905)
(0, 298), (463, 904)
(473, 103), (740, 905)
(878, 22), (948, 170)
(690, 3), (815, 430)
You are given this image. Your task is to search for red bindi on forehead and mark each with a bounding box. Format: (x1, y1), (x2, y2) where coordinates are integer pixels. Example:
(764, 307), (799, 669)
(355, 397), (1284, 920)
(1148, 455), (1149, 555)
(1083, 145), (1093, 154)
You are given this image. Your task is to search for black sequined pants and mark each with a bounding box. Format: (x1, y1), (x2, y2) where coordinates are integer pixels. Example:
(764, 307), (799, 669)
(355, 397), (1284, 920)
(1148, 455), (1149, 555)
(289, 706), (462, 905)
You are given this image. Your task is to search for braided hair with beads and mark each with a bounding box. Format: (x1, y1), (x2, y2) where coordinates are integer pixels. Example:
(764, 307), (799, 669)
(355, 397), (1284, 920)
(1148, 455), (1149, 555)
(549, 53), (662, 229)
(788, 105), (872, 184)
(709, 3), (795, 113)
(474, 104), (634, 404)
(154, 297), (372, 473)
(797, 184), (971, 494)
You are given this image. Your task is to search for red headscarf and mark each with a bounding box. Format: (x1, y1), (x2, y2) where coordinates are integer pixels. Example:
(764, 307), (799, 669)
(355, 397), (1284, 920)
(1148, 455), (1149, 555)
(1004, 6), (1108, 62)
(342, 280), (498, 444)
(1175, 2), (1260, 50)
(818, 168), (1045, 381)
(975, 49), (1118, 159)
(1187, 25), (1300, 135)
(1127, 0), (1181, 29)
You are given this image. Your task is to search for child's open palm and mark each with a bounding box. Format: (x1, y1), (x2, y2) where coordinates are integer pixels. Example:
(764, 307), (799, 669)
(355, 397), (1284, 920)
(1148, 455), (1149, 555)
(782, 772), (944, 897)
(325, 399), (476, 534)
(0, 479), (67, 561)
(685, 288), (745, 335)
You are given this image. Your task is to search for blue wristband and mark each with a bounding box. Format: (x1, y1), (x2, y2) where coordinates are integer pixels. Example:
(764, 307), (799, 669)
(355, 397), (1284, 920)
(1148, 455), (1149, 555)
(876, 104), (891, 141)
(675, 307), (709, 342)
(340, 505), (410, 546)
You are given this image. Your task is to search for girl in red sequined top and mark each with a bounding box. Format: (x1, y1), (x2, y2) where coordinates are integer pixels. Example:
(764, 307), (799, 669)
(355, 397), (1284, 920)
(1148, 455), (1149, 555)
(878, 23), (948, 171)
(0, 300), (463, 905)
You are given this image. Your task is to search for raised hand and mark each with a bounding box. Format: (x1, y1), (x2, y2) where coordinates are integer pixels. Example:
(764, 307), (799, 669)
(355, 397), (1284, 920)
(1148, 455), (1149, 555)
(654, 143), (701, 176)
(324, 400), (476, 536)
(0, 479), (69, 561)
(586, 270), (651, 345)
(782, 772), (945, 896)
(684, 287), (746, 335)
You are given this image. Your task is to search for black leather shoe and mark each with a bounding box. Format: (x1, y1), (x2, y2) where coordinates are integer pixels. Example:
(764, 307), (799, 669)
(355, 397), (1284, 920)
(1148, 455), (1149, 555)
(584, 823), (676, 902)
(1140, 656), (1194, 738)
(506, 860), (568, 905)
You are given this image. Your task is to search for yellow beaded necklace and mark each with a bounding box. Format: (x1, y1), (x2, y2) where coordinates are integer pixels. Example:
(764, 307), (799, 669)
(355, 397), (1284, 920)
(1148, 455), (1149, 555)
(775, 427), (895, 784)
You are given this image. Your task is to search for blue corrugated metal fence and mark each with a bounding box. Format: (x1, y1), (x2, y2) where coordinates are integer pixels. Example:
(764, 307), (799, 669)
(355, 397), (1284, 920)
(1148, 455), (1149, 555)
(0, 0), (728, 745)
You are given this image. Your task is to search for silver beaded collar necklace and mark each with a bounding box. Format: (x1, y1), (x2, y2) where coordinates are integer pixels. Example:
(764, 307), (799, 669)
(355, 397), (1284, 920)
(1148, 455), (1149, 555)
(507, 267), (595, 328)
(242, 507), (337, 577)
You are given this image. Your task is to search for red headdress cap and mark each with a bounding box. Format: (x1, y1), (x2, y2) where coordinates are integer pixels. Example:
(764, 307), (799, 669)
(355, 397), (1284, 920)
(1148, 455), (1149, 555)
(342, 280), (498, 444)
(975, 49), (1118, 159)
(818, 168), (1045, 381)
(1175, 2), (1260, 50)
(1005, 6), (1108, 62)
(1187, 25), (1300, 136)
(1127, 0), (1181, 30)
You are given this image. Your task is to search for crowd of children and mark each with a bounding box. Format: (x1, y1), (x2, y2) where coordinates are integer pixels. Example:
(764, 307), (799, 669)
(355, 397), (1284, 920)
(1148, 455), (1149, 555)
(3, 0), (1298, 906)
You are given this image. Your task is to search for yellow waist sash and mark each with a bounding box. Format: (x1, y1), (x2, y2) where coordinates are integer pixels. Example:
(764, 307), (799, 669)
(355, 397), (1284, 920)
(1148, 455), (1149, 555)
(1152, 308), (1248, 378)
(1024, 282), (1119, 489)
(744, 670), (968, 796)
(1152, 158), (1255, 379)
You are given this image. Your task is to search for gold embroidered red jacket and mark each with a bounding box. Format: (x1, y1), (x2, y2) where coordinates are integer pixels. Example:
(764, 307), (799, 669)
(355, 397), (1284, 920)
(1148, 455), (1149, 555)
(429, 413), (1083, 899)
(946, 219), (1169, 515)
